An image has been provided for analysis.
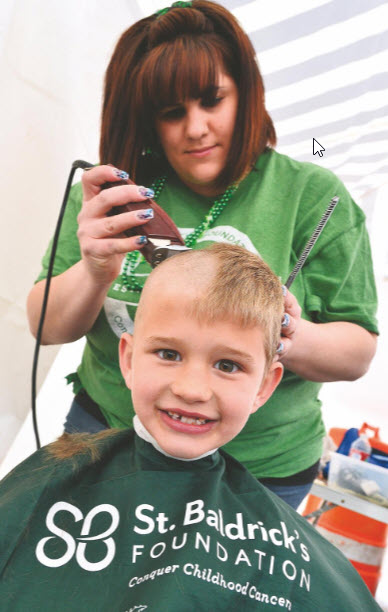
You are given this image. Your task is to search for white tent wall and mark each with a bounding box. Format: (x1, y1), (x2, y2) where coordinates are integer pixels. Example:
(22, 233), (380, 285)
(0, 0), (145, 458)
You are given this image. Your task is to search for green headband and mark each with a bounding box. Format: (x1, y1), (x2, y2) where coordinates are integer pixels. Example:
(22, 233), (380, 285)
(155, 1), (193, 19)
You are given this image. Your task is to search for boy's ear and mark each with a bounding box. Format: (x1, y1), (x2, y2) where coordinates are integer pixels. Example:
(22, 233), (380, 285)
(251, 361), (283, 414)
(119, 333), (134, 390)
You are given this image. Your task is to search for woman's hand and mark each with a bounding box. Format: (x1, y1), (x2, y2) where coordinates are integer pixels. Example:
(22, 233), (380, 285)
(27, 165), (155, 344)
(277, 286), (302, 358)
(276, 287), (377, 382)
(78, 165), (154, 286)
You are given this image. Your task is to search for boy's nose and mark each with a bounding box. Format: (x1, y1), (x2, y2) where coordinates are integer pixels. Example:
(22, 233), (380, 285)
(170, 366), (212, 404)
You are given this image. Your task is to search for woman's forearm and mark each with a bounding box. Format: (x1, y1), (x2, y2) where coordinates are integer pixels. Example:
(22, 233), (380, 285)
(281, 320), (377, 382)
(27, 260), (112, 344)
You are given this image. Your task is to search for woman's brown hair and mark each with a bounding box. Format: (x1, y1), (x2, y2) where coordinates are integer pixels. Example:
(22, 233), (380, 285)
(100, 0), (276, 189)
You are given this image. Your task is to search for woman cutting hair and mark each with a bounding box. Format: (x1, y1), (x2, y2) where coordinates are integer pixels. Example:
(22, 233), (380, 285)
(27, 0), (378, 509)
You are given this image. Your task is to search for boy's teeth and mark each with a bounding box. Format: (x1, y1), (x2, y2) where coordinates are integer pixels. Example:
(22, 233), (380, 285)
(167, 411), (207, 425)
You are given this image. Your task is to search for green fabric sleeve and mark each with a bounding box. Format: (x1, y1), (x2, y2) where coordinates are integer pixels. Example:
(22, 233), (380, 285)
(303, 221), (378, 332)
(293, 166), (378, 333)
(35, 182), (83, 282)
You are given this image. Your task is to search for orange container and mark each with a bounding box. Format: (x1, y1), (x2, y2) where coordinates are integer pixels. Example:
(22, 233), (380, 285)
(308, 504), (387, 595)
(304, 425), (388, 595)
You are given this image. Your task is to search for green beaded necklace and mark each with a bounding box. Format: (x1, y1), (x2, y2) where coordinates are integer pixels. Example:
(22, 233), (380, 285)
(121, 176), (238, 292)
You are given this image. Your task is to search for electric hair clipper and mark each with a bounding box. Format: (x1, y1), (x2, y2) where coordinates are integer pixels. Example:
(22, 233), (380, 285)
(103, 178), (189, 267)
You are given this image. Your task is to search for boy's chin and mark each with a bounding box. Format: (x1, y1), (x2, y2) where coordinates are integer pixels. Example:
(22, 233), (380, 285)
(158, 439), (215, 460)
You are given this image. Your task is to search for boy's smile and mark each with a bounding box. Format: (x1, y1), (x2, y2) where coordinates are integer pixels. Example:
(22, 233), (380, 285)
(120, 287), (282, 460)
(160, 407), (215, 434)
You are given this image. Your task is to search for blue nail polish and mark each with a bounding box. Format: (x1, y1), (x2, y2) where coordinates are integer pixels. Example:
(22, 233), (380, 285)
(276, 342), (284, 354)
(139, 187), (155, 199)
(137, 208), (154, 220)
(136, 236), (148, 246)
(281, 285), (287, 296)
(281, 313), (290, 328)
(114, 169), (129, 180)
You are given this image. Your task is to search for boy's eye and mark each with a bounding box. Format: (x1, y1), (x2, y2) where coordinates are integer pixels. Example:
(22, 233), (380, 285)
(156, 349), (181, 361)
(214, 359), (240, 373)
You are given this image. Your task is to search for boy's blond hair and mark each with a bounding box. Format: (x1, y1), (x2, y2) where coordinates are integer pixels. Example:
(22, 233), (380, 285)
(139, 243), (284, 367)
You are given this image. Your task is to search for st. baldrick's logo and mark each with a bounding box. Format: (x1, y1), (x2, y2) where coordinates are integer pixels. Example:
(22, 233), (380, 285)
(35, 502), (120, 571)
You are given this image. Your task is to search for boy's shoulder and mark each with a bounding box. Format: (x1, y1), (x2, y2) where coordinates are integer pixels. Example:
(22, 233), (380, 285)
(218, 449), (382, 607)
(0, 429), (134, 498)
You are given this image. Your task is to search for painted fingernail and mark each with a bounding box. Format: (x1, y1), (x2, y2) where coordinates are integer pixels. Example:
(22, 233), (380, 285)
(281, 313), (290, 328)
(114, 169), (129, 180)
(136, 208), (154, 220)
(282, 285), (287, 296)
(136, 236), (148, 246)
(138, 186), (155, 198)
(276, 342), (284, 354)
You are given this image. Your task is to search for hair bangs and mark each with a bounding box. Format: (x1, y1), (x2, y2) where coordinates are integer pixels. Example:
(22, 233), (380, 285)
(187, 284), (282, 368)
(138, 35), (227, 117)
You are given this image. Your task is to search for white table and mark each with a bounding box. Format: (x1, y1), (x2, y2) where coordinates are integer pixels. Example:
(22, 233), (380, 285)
(310, 480), (388, 524)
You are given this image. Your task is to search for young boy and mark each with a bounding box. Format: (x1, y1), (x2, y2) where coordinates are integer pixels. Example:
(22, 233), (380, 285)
(0, 244), (381, 611)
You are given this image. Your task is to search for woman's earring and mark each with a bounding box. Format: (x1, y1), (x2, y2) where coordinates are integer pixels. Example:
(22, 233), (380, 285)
(143, 146), (161, 160)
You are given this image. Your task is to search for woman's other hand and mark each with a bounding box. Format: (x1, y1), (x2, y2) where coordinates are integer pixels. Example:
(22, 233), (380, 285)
(277, 287), (377, 382)
(277, 286), (302, 358)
